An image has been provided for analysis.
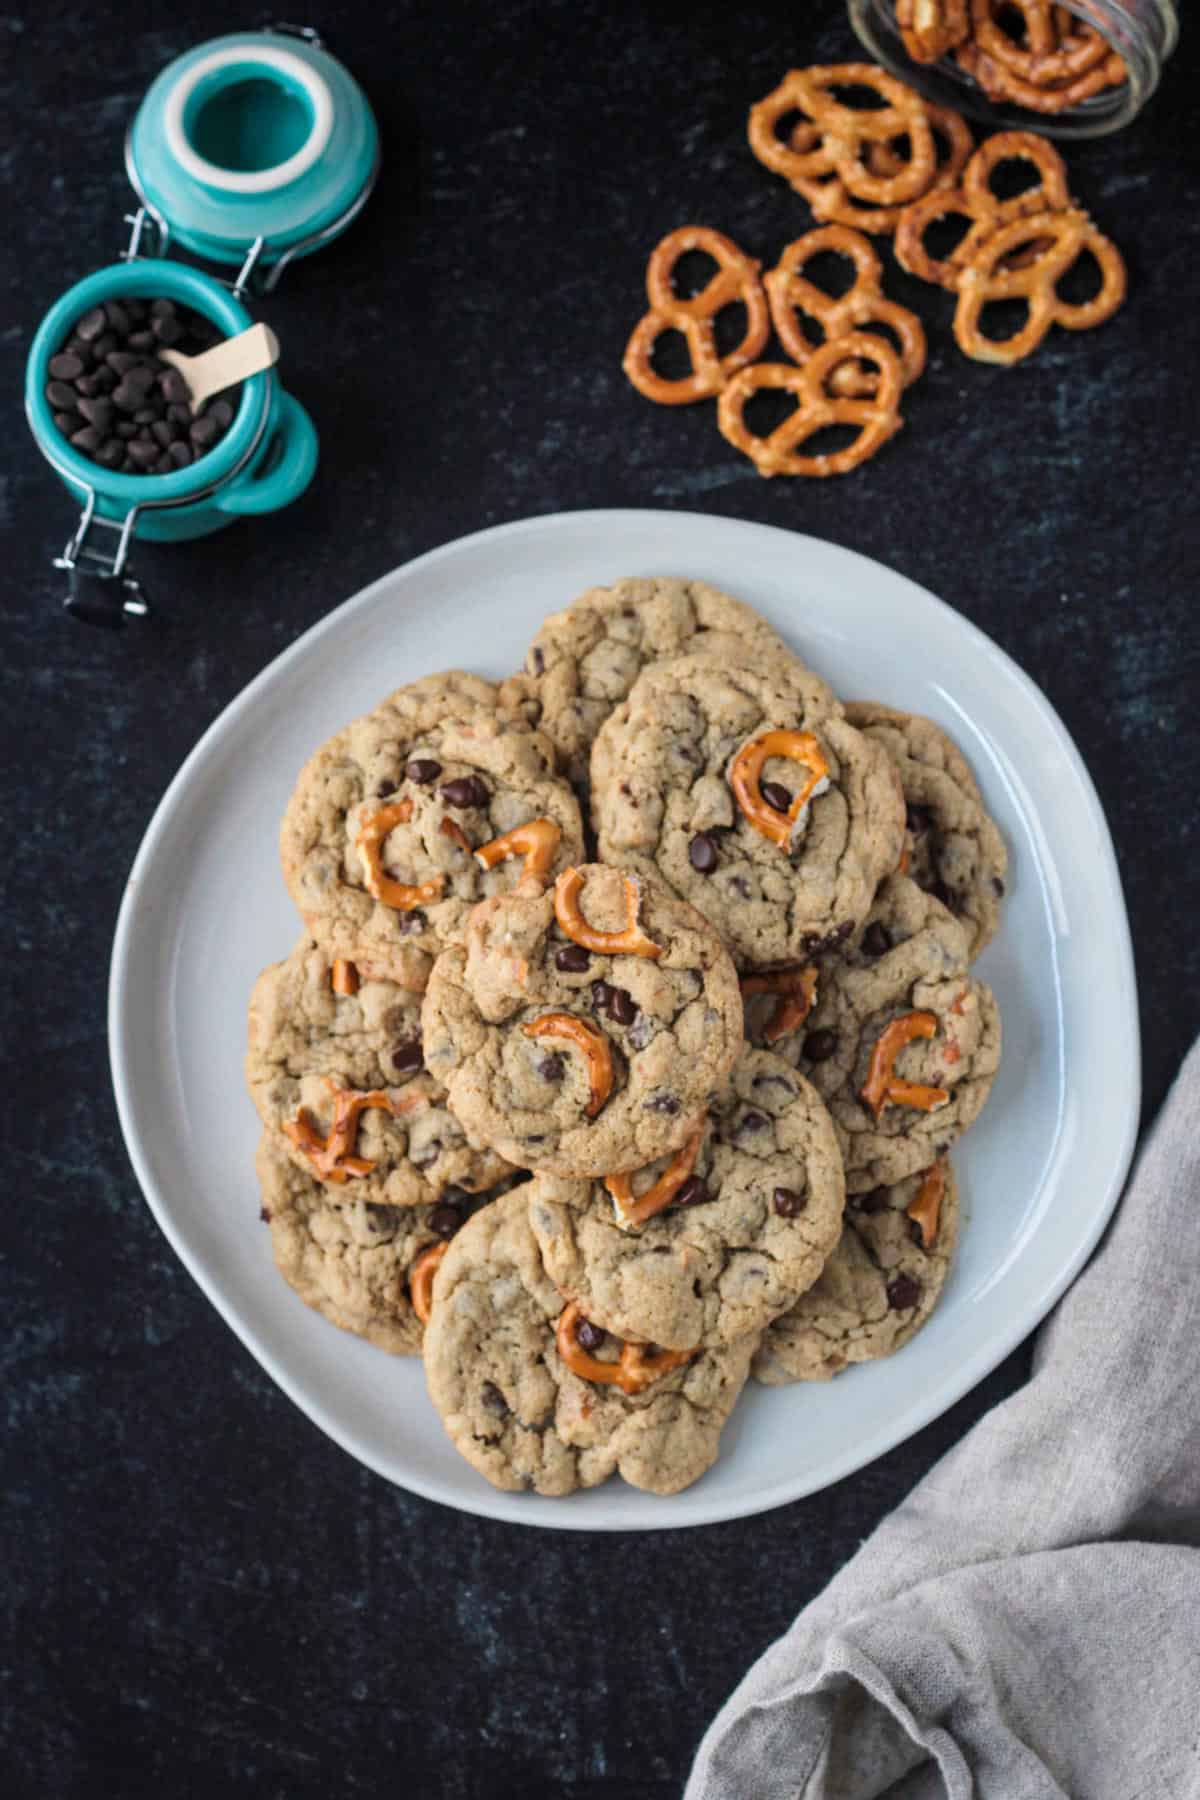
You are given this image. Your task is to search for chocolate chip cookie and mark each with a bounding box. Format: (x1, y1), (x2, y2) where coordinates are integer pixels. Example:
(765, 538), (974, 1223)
(422, 1189), (756, 1495)
(753, 1160), (959, 1383)
(528, 1049), (845, 1350)
(846, 700), (1008, 958)
(797, 874), (1000, 1191)
(258, 1134), (509, 1355)
(421, 862), (743, 1177)
(505, 577), (795, 791)
(280, 671), (584, 991)
(592, 652), (906, 968)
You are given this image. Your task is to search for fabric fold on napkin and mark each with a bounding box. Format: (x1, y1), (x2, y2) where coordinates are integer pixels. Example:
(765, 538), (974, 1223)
(687, 1036), (1200, 1800)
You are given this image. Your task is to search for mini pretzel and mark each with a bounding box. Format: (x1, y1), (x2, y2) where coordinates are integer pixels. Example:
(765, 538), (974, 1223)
(475, 818), (562, 888)
(906, 1161), (946, 1248)
(622, 226), (770, 405)
(356, 797), (445, 912)
(331, 959), (359, 996)
(791, 102), (974, 237)
(895, 131), (1071, 289)
(764, 225), (926, 396)
(749, 66), (936, 207)
(523, 1012), (614, 1117)
(740, 966), (819, 1042)
(409, 1242), (448, 1326)
(553, 867), (663, 959)
(605, 1119), (708, 1226)
(283, 1084), (424, 1183)
(717, 335), (904, 479)
(860, 1012), (951, 1119)
(896, 0), (969, 63)
(555, 1303), (695, 1396)
(954, 208), (1126, 364)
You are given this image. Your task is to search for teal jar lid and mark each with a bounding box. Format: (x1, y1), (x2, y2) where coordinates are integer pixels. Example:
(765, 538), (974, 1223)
(126, 29), (379, 273)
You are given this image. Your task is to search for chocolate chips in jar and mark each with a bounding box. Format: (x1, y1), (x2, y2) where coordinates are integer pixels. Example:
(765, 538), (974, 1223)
(45, 297), (240, 476)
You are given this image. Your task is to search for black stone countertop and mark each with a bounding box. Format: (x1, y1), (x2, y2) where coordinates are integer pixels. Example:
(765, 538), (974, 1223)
(3, 3), (1198, 1795)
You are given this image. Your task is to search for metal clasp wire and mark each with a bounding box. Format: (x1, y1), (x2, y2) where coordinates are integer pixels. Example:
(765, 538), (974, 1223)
(53, 490), (149, 618)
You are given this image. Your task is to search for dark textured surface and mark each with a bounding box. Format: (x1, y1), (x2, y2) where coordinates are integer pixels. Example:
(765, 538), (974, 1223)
(3, 3), (1198, 1795)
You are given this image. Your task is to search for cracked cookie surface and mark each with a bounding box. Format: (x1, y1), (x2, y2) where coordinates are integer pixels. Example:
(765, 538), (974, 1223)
(796, 875), (1000, 1190)
(592, 652), (905, 969)
(846, 700), (1007, 958)
(280, 671), (584, 990)
(529, 1049), (845, 1350)
(753, 1161), (959, 1383)
(421, 862), (743, 1176)
(258, 1134), (512, 1355)
(504, 576), (795, 792)
(422, 1190), (756, 1495)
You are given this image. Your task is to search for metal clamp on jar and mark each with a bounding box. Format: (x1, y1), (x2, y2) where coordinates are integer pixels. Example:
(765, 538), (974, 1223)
(22, 24), (379, 627)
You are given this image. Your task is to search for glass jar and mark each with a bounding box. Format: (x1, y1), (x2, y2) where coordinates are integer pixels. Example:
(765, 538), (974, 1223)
(848, 1), (1178, 139)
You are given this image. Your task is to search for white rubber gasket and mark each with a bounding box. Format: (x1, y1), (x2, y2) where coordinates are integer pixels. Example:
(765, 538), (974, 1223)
(163, 45), (333, 196)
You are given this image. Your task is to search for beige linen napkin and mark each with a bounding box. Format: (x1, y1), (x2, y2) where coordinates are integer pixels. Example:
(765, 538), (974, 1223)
(687, 1037), (1200, 1800)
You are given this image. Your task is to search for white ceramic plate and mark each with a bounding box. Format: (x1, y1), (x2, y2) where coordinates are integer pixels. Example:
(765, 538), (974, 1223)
(109, 509), (1139, 1530)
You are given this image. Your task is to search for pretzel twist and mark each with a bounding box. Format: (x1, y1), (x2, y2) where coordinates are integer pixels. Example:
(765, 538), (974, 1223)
(765, 225), (926, 397)
(895, 130), (1071, 289)
(409, 1242), (448, 1326)
(860, 1012), (951, 1119)
(356, 797), (445, 912)
(555, 1303), (695, 1396)
(553, 867), (663, 959)
(718, 335), (904, 478)
(622, 226), (770, 405)
(906, 1161), (946, 1248)
(740, 966), (820, 1042)
(523, 1011), (615, 1117)
(895, 0), (969, 63)
(604, 1120), (708, 1227)
(475, 818), (562, 888)
(953, 207), (1126, 364)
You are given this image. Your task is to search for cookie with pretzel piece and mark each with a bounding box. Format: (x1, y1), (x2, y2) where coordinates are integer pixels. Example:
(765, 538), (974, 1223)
(247, 937), (515, 1205)
(592, 651), (905, 969)
(505, 576), (795, 794)
(846, 700), (1008, 956)
(257, 1134), (517, 1356)
(420, 862), (743, 1177)
(753, 1159), (959, 1383)
(280, 671), (584, 992)
(528, 1048), (845, 1352)
(797, 874), (1000, 1191)
(422, 1188), (757, 1495)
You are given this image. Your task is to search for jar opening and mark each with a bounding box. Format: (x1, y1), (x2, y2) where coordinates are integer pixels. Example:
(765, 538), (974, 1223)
(162, 44), (334, 194)
(187, 73), (314, 175)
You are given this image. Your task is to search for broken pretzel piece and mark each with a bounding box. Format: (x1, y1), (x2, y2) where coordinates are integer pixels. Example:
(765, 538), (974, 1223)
(555, 1302), (695, 1396)
(475, 818), (562, 889)
(605, 1119), (708, 1226)
(729, 730), (831, 847)
(283, 1083), (425, 1184)
(356, 797), (445, 913)
(860, 1011), (951, 1120)
(523, 1011), (615, 1118)
(409, 1242), (448, 1325)
(906, 1161), (946, 1248)
(553, 867), (663, 960)
(740, 966), (820, 1042)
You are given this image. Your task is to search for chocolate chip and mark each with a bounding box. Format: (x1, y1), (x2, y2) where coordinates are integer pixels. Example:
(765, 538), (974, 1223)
(259, 1206), (271, 1223)
(531, 647), (545, 674)
(150, 297), (177, 318)
(906, 804), (933, 833)
(591, 980), (613, 1013)
(46, 380), (79, 411)
(189, 415), (220, 450)
(555, 944), (590, 973)
(159, 368), (190, 406)
(760, 780), (792, 813)
(392, 1037), (424, 1074)
(689, 833), (719, 873)
(95, 440), (124, 469)
(133, 407), (162, 425)
(127, 329), (156, 352)
(887, 1274), (922, 1311)
(167, 442), (192, 469)
(52, 411), (76, 434)
(127, 439), (158, 466)
(931, 880), (958, 912)
(151, 420), (177, 448)
(152, 312), (183, 345)
(428, 1201), (463, 1238)
(644, 1093), (680, 1114)
(48, 352), (84, 381)
(861, 921), (892, 958)
(608, 987), (638, 1028)
(481, 1381), (508, 1415)
(737, 1110), (769, 1135)
(575, 1317), (606, 1352)
(399, 910), (427, 934)
(365, 1203), (394, 1231)
(674, 1176), (709, 1207)
(537, 1054), (565, 1082)
(993, 877), (1005, 896)
(406, 758), (442, 784)
(730, 876), (752, 900)
(439, 775), (489, 809)
(70, 425), (105, 454)
(856, 1187), (890, 1214)
(773, 1187), (806, 1217)
(76, 306), (108, 343)
(803, 1028), (837, 1062)
(209, 398), (234, 429)
(77, 396), (114, 431)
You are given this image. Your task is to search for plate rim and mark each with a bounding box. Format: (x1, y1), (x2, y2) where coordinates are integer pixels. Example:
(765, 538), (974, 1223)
(108, 507), (1141, 1530)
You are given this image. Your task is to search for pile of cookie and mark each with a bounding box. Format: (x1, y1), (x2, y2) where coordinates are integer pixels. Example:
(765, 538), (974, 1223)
(623, 62), (1125, 474)
(895, 0), (1127, 115)
(247, 579), (1005, 1498)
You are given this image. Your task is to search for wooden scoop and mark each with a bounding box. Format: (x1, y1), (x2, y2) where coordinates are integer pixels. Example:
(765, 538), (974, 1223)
(159, 322), (280, 410)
